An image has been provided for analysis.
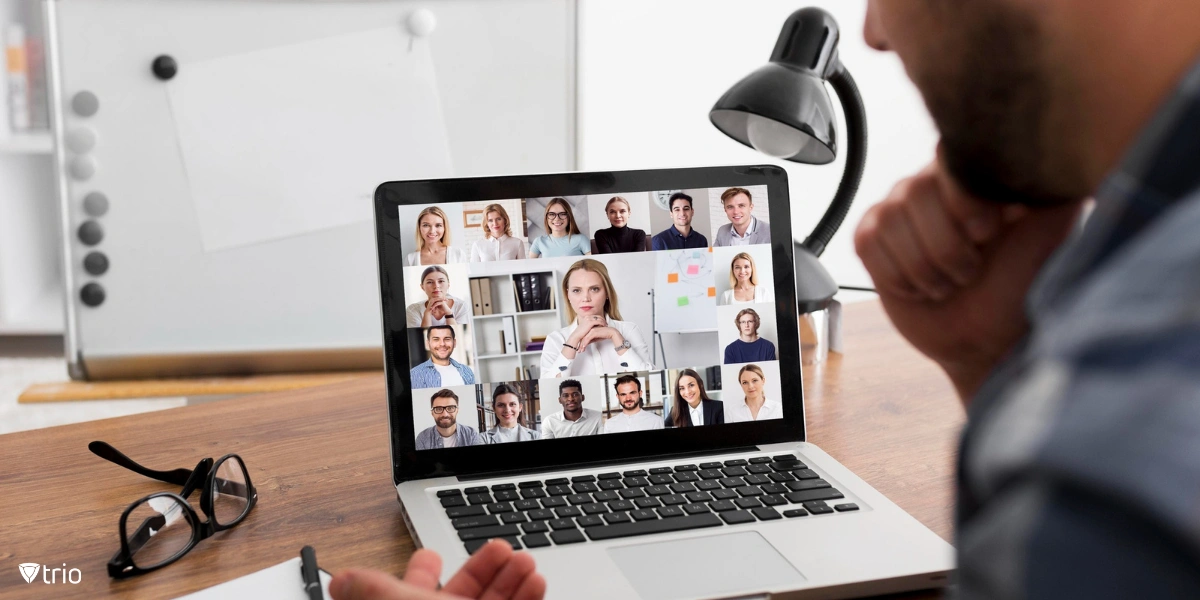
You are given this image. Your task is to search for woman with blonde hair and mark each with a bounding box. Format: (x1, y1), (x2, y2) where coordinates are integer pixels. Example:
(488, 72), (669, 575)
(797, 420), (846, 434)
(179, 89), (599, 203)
(470, 203), (527, 262)
(593, 196), (647, 254)
(540, 258), (652, 377)
(726, 364), (782, 423)
(529, 198), (590, 258)
(406, 206), (468, 266)
(668, 368), (724, 428)
(720, 252), (773, 305)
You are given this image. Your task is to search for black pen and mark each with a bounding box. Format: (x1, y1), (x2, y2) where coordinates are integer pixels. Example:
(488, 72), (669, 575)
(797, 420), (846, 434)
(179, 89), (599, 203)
(300, 545), (323, 600)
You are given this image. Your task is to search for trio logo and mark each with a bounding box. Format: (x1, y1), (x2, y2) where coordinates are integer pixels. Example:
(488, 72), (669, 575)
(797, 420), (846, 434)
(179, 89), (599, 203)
(17, 562), (81, 584)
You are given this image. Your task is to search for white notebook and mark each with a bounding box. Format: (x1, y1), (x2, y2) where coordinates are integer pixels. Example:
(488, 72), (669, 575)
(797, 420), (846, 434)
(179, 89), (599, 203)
(175, 557), (332, 600)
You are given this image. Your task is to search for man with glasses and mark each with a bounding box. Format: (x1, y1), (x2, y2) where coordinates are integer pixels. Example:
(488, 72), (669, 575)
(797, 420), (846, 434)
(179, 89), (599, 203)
(723, 308), (777, 364)
(415, 389), (481, 450)
(410, 325), (476, 389)
(540, 379), (602, 439)
(652, 192), (709, 250)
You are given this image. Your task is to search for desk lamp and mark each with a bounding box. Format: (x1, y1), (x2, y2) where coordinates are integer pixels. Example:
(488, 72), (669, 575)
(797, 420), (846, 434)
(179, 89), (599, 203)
(710, 7), (865, 315)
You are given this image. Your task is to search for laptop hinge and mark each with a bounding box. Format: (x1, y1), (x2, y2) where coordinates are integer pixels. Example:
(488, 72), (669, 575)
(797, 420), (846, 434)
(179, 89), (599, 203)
(456, 446), (761, 482)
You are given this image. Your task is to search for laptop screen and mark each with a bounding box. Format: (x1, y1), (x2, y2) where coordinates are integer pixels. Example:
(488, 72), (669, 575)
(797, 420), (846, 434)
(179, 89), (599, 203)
(396, 187), (787, 448)
(376, 167), (804, 480)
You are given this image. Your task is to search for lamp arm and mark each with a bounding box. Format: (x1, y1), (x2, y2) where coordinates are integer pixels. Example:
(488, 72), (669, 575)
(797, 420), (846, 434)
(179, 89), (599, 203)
(802, 66), (867, 257)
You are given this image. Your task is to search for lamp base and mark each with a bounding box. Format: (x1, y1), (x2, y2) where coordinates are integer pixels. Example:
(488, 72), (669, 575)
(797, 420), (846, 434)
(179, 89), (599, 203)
(794, 240), (838, 314)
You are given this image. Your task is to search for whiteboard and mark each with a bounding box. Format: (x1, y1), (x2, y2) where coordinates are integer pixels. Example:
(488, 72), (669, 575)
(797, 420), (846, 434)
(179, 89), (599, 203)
(653, 248), (717, 334)
(50, 0), (576, 379)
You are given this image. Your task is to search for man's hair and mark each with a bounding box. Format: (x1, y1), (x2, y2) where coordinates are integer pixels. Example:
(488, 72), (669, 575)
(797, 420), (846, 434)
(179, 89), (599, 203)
(721, 187), (753, 205)
(668, 192), (693, 210)
(559, 379), (583, 395)
(735, 308), (761, 332)
(614, 374), (642, 392)
(430, 388), (459, 406)
(425, 324), (455, 339)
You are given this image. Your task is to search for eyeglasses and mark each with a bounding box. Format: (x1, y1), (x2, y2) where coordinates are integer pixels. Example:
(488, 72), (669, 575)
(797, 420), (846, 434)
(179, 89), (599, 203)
(546, 211), (569, 220)
(432, 405), (459, 414)
(90, 441), (257, 579)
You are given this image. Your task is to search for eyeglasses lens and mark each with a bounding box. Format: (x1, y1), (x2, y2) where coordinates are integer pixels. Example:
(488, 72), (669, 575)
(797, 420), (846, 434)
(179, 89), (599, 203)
(211, 456), (251, 526)
(125, 496), (194, 569)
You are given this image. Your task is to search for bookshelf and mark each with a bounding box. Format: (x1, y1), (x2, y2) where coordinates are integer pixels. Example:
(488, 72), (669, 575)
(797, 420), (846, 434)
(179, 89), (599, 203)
(469, 270), (565, 382)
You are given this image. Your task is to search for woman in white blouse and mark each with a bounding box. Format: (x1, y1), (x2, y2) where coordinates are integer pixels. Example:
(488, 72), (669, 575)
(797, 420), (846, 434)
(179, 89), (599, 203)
(470, 204), (527, 262)
(725, 364), (783, 423)
(405, 266), (472, 328)
(540, 259), (653, 377)
(720, 252), (773, 305)
(405, 206), (468, 266)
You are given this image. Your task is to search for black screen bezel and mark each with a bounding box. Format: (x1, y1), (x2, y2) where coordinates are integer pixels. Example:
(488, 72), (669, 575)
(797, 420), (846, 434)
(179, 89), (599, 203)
(374, 165), (806, 484)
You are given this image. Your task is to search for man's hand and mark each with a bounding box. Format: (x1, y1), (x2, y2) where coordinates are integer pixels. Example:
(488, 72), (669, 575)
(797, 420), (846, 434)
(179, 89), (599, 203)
(331, 541), (546, 600)
(854, 158), (1083, 402)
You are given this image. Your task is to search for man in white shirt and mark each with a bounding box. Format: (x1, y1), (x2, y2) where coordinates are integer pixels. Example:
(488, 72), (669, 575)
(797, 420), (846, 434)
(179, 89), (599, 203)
(541, 379), (602, 439)
(603, 375), (665, 433)
(409, 325), (476, 389)
(713, 187), (772, 247)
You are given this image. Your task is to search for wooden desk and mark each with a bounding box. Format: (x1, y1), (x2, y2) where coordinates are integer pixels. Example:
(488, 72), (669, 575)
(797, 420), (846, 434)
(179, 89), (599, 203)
(0, 301), (963, 599)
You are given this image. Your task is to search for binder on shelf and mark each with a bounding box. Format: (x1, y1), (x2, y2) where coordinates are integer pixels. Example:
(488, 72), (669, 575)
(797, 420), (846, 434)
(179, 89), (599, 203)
(529, 274), (544, 310)
(515, 274), (532, 312)
(469, 278), (483, 316)
(502, 316), (517, 354)
(480, 278), (494, 315)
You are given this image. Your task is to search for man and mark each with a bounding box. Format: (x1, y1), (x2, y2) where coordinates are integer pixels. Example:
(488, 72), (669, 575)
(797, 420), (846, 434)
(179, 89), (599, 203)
(479, 383), (541, 444)
(713, 187), (771, 246)
(414, 389), (480, 450)
(410, 325), (476, 389)
(602, 374), (665, 433)
(849, 1), (1200, 596)
(722, 308), (776, 364)
(651, 192), (709, 250)
(541, 379), (602, 439)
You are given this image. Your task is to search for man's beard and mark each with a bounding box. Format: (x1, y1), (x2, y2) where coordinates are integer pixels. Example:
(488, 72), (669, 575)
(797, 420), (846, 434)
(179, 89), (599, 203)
(918, 3), (1087, 206)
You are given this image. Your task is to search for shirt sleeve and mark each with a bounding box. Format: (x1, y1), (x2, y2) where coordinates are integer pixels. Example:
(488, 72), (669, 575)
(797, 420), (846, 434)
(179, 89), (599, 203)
(651, 233), (666, 251)
(469, 241), (483, 262)
(540, 329), (573, 377)
(406, 303), (424, 327)
(615, 321), (653, 370)
(451, 296), (471, 324)
(514, 238), (527, 259)
(575, 235), (590, 255)
(529, 237), (544, 256)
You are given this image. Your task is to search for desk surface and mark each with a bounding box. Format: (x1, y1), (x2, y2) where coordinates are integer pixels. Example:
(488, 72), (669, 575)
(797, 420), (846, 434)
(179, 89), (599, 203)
(0, 300), (963, 599)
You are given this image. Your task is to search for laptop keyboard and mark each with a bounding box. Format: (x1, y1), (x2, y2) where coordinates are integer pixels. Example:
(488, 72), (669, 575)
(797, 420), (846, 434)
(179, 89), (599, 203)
(435, 454), (860, 554)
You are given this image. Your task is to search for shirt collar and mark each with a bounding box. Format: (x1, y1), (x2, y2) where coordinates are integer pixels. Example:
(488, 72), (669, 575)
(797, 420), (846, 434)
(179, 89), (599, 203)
(670, 225), (693, 238)
(732, 216), (757, 238)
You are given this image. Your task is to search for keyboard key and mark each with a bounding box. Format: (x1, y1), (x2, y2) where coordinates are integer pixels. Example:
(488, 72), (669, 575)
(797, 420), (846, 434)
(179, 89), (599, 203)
(770, 462), (806, 472)
(501, 512), (527, 524)
(464, 486), (489, 494)
(619, 488), (647, 499)
(520, 488), (547, 499)
(566, 494), (592, 505)
(735, 486), (763, 497)
(623, 470), (647, 477)
(744, 474), (770, 485)
(541, 497), (568, 508)
(772, 454), (798, 462)
(784, 489), (844, 504)
(673, 472), (700, 482)
(634, 497), (661, 509)
(624, 477), (649, 488)
(794, 469), (820, 480)
(586, 513), (723, 541)
(577, 515), (606, 528)
(597, 472), (622, 480)
(547, 485), (572, 496)
(603, 512), (633, 524)
(751, 507), (783, 521)
(608, 500), (635, 512)
(646, 485), (671, 496)
(673, 464), (699, 472)
(699, 469), (724, 480)
(437, 489), (463, 498)
(649, 467), (673, 475)
(522, 533), (551, 548)
(710, 500), (737, 512)
(804, 501), (834, 515)
(720, 510), (756, 525)
(749, 456), (773, 464)
(768, 472), (796, 483)
(747, 464), (773, 474)
(594, 491), (620, 502)
(555, 506), (582, 518)
(445, 505), (486, 518)
(467, 493), (493, 505)
(459, 524), (521, 541)
(545, 478), (569, 486)
(724, 459), (748, 467)
(719, 477), (746, 488)
(700, 462), (724, 470)
(696, 480), (721, 491)
(783, 508), (809, 518)
(669, 482), (697, 494)
(685, 491), (712, 503)
(734, 497), (761, 509)
(513, 499), (540, 511)
(711, 489), (738, 500)
(519, 481), (544, 488)
(599, 480), (624, 491)
(657, 506), (685, 518)
(761, 483), (788, 495)
(785, 479), (831, 492)
(522, 520), (550, 533)
(486, 502), (514, 514)
(549, 519), (576, 530)
(630, 509), (658, 521)
(572, 482), (599, 494)
(494, 490), (520, 501)
(528, 509), (554, 521)
(441, 496), (467, 508)
(571, 475), (597, 483)
(464, 536), (520, 554)
(761, 495), (786, 506)
(452, 515), (499, 530)
(648, 474), (674, 485)
(550, 528), (587, 545)
(582, 502), (608, 515)
(722, 466), (749, 477)
(491, 483), (517, 492)
(682, 503), (710, 515)
(661, 494), (687, 506)
(834, 503), (860, 512)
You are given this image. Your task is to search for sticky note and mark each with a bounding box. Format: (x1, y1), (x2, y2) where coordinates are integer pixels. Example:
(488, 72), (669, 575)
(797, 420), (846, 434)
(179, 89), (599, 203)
(687, 264), (700, 276)
(667, 273), (679, 283)
(708, 287), (716, 297)
(677, 296), (689, 307)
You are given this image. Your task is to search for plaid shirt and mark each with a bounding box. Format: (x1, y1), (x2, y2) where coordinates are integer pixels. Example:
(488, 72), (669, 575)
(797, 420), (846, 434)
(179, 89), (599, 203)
(955, 60), (1200, 596)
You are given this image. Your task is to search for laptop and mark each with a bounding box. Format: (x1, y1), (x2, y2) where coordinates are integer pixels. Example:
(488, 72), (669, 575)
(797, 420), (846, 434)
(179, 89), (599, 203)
(373, 166), (954, 599)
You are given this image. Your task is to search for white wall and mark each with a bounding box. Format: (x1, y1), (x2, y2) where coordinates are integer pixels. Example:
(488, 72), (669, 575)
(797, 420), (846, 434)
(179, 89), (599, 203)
(716, 303), (779, 364)
(579, 0), (939, 288)
(586, 192), (653, 238)
(410, 383), (480, 440)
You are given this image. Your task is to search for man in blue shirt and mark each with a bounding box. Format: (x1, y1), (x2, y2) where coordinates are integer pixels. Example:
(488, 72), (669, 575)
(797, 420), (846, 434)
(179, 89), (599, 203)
(410, 325), (476, 389)
(723, 308), (776, 364)
(652, 192), (709, 250)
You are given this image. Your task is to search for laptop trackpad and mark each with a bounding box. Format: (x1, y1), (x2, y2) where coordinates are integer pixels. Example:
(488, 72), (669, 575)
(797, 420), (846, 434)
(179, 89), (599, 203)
(607, 531), (806, 599)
